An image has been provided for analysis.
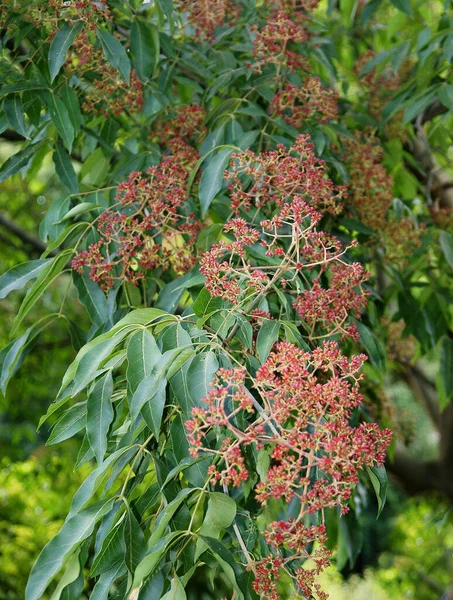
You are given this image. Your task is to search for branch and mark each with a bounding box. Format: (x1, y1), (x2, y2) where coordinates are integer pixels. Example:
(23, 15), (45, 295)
(0, 213), (47, 255)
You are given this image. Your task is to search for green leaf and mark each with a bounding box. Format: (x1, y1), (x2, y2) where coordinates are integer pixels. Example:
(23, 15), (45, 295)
(130, 19), (160, 80)
(356, 322), (386, 375)
(256, 319), (280, 363)
(4, 93), (29, 138)
(25, 499), (114, 600)
(195, 492), (236, 560)
(53, 143), (78, 193)
(0, 328), (32, 395)
(60, 85), (82, 134)
(59, 202), (102, 222)
(80, 148), (109, 187)
(440, 231), (453, 269)
(47, 402), (87, 445)
(171, 351), (219, 417)
(160, 578), (186, 600)
(124, 508), (146, 573)
(0, 140), (46, 183)
(199, 536), (245, 598)
(0, 259), (51, 299)
(193, 288), (223, 318)
(97, 28), (131, 84)
(199, 148), (233, 217)
(11, 249), (72, 337)
(438, 84), (453, 110)
(73, 272), (110, 327)
(90, 562), (125, 600)
(389, 0), (413, 15)
(48, 550), (81, 600)
(87, 372), (114, 464)
(440, 336), (453, 400)
(127, 329), (161, 394)
(367, 465), (388, 518)
(47, 93), (75, 152)
(256, 449), (270, 482)
(132, 531), (181, 589)
(148, 488), (195, 547)
(156, 0), (174, 17)
(69, 448), (136, 517)
(135, 376), (167, 436)
(49, 22), (83, 82)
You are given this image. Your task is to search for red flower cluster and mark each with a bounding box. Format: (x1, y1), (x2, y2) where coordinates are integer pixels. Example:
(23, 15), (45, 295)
(13, 0), (110, 32)
(293, 262), (369, 341)
(152, 104), (207, 147)
(252, 11), (309, 73)
(345, 134), (424, 268)
(270, 79), (338, 127)
(226, 135), (346, 215)
(72, 150), (201, 290)
(186, 342), (392, 598)
(175, 0), (241, 41)
(429, 205), (453, 230)
(271, 0), (321, 25)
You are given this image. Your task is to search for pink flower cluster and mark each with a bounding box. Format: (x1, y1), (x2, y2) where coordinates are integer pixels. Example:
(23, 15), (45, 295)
(186, 342), (392, 598)
(72, 149), (201, 290)
(270, 79), (338, 127)
(175, 0), (241, 41)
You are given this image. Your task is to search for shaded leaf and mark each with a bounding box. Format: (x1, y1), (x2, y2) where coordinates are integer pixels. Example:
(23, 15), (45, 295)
(4, 93), (29, 138)
(47, 402), (87, 445)
(0, 140), (46, 183)
(97, 28), (131, 84)
(53, 143), (78, 193)
(130, 19), (159, 80)
(0, 259), (51, 299)
(367, 465), (388, 518)
(87, 372), (114, 464)
(49, 22), (83, 82)
(199, 148), (233, 217)
(47, 93), (75, 151)
(256, 320), (280, 364)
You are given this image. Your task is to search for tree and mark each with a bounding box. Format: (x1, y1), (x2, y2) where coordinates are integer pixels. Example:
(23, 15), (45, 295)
(1, 0), (453, 598)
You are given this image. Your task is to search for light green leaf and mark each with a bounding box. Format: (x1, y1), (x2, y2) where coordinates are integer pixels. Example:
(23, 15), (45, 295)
(130, 19), (159, 80)
(80, 148), (109, 187)
(199, 148), (233, 217)
(97, 28), (131, 84)
(59, 202), (102, 222)
(160, 578), (186, 600)
(256, 319), (280, 363)
(0, 259), (51, 299)
(4, 93), (29, 138)
(195, 492), (237, 560)
(47, 93), (75, 151)
(11, 249), (72, 337)
(25, 499), (114, 600)
(53, 143), (78, 193)
(49, 22), (83, 82)
(87, 372), (114, 464)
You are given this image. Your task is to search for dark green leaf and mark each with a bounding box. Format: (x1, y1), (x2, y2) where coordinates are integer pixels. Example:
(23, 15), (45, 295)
(0, 328), (32, 395)
(4, 94), (29, 138)
(47, 402), (86, 445)
(256, 319), (280, 363)
(0, 140), (46, 183)
(11, 249), (72, 337)
(97, 28), (131, 84)
(195, 492), (236, 559)
(193, 288), (223, 318)
(127, 329), (161, 395)
(367, 465), (388, 518)
(357, 322), (386, 374)
(49, 22), (83, 82)
(130, 19), (160, 80)
(0, 259), (51, 299)
(440, 336), (453, 400)
(73, 272), (110, 328)
(90, 562), (125, 600)
(87, 372), (114, 464)
(199, 148), (233, 217)
(47, 93), (75, 152)
(53, 143), (78, 193)
(124, 509), (146, 572)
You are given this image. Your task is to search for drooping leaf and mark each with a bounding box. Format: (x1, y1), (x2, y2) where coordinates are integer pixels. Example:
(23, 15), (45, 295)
(0, 259), (51, 299)
(90, 562), (125, 600)
(73, 272), (110, 328)
(4, 93), (29, 138)
(195, 492), (237, 559)
(91, 522), (126, 577)
(124, 508), (146, 573)
(47, 402), (87, 445)
(367, 464), (388, 518)
(199, 148), (233, 217)
(97, 28), (131, 84)
(11, 249), (72, 337)
(87, 372), (114, 464)
(130, 19), (160, 80)
(440, 231), (453, 269)
(49, 22), (83, 82)
(440, 336), (453, 400)
(356, 322), (386, 375)
(25, 499), (115, 600)
(0, 328), (33, 395)
(256, 319), (280, 363)
(160, 578), (186, 600)
(0, 140), (46, 183)
(126, 329), (161, 394)
(53, 143), (78, 193)
(47, 93), (75, 152)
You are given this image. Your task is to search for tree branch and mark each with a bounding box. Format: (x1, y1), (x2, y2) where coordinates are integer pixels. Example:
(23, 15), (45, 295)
(0, 213), (47, 255)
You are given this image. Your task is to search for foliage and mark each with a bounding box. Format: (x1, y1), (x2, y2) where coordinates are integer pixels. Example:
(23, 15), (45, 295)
(1, 0), (453, 599)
